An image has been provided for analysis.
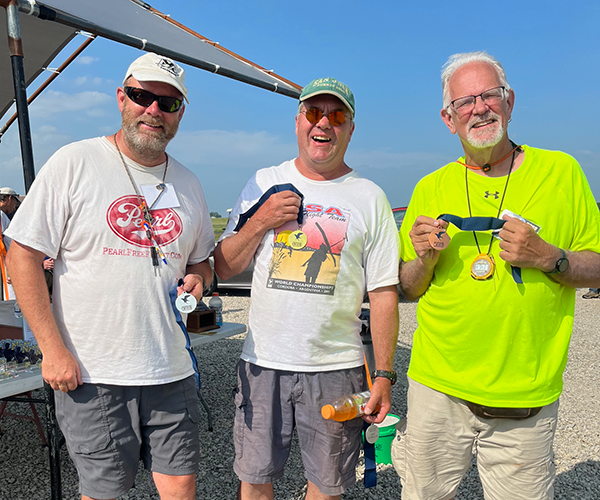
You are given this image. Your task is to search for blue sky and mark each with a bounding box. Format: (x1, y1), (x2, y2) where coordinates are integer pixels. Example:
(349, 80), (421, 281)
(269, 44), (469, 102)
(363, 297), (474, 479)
(0, 0), (598, 216)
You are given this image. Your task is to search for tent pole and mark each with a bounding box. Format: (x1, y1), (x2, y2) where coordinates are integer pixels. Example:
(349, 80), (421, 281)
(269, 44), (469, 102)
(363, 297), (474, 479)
(2, 0), (35, 192)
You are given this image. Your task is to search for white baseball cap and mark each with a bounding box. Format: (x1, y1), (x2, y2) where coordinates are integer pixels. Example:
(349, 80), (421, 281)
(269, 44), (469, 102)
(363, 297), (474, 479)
(0, 187), (19, 196)
(123, 52), (189, 102)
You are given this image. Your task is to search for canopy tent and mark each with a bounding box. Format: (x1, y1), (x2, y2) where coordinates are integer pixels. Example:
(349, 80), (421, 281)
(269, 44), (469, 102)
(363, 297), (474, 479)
(0, 9), (76, 118)
(1, 0), (301, 191)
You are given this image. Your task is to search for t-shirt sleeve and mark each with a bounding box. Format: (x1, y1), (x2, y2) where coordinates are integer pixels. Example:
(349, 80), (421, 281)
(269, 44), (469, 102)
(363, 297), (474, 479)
(5, 155), (70, 259)
(567, 158), (600, 253)
(363, 191), (400, 291)
(219, 173), (265, 241)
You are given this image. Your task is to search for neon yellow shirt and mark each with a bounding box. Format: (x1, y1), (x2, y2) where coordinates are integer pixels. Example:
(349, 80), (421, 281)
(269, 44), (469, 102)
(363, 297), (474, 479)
(400, 146), (600, 406)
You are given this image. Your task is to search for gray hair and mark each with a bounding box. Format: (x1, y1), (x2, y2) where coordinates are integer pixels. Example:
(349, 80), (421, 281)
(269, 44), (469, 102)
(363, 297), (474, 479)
(441, 51), (511, 109)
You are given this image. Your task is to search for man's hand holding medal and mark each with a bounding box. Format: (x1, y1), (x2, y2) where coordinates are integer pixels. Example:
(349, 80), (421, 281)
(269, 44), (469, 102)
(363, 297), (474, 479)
(409, 216), (450, 267)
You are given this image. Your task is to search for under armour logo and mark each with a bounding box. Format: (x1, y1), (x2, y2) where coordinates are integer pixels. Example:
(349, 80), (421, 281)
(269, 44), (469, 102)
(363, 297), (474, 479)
(484, 191), (500, 199)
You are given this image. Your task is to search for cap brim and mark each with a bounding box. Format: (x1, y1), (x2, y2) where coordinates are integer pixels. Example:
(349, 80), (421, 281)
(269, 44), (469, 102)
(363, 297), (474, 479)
(300, 90), (354, 117)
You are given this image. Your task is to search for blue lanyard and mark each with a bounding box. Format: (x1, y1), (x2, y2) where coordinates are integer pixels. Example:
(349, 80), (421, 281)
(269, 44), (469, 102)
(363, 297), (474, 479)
(437, 214), (523, 284)
(169, 284), (201, 393)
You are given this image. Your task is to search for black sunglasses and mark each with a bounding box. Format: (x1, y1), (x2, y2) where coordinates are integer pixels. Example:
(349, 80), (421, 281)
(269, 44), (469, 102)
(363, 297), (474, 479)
(124, 86), (183, 113)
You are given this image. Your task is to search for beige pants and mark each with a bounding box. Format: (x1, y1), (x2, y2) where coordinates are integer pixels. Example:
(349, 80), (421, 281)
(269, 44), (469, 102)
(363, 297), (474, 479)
(392, 378), (558, 500)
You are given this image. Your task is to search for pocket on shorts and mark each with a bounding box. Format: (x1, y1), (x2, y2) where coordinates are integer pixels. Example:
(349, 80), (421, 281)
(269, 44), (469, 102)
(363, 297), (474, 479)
(57, 385), (113, 456)
(69, 421), (112, 456)
(183, 376), (200, 424)
(233, 388), (248, 459)
(72, 432), (111, 455)
(391, 417), (407, 479)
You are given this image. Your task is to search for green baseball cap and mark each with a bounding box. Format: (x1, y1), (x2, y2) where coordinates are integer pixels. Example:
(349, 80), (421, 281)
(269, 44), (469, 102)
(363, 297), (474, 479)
(299, 77), (355, 118)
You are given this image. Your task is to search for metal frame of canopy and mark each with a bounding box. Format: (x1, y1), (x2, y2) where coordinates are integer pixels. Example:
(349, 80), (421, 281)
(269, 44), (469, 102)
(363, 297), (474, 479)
(1, 0), (301, 193)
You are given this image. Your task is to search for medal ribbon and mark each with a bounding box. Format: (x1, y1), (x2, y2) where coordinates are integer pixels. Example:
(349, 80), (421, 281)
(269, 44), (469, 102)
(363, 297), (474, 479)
(363, 419), (377, 488)
(437, 214), (523, 284)
(362, 353), (377, 488)
(169, 284), (202, 394)
(233, 183), (304, 232)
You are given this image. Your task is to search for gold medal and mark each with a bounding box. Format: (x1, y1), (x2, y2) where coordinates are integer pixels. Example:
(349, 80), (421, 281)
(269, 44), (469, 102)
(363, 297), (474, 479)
(428, 228), (450, 250)
(276, 230), (293, 245)
(471, 254), (495, 280)
(289, 230), (307, 250)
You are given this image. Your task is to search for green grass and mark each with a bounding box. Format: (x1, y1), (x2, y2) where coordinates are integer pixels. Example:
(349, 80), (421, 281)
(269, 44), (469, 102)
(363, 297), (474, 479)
(211, 217), (228, 242)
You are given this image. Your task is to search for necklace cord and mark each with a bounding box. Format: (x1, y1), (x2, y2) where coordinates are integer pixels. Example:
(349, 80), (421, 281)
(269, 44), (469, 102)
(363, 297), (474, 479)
(465, 144), (519, 256)
(112, 134), (170, 268)
(457, 143), (520, 171)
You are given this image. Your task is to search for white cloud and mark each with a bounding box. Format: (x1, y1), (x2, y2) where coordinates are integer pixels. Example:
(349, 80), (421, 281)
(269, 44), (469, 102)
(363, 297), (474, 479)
(347, 149), (451, 172)
(37, 125), (57, 134)
(169, 129), (296, 168)
(29, 90), (112, 118)
(74, 76), (114, 87)
(76, 56), (98, 65)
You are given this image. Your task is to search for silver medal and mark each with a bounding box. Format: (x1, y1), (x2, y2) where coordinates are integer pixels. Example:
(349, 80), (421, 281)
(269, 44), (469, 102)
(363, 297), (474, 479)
(364, 424), (380, 444)
(176, 292), (197, 313)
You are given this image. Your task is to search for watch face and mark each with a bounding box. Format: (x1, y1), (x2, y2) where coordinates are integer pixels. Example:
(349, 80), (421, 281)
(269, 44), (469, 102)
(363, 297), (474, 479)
(557, 258), (569, 273)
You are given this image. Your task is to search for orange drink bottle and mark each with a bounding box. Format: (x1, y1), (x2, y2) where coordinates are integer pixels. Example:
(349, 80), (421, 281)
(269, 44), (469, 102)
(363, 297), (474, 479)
(321, 390), (372, 422)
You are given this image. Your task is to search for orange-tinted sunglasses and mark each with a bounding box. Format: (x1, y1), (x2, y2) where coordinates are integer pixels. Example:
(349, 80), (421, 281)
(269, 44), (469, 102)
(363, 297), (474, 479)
(301, 107), (349, 126)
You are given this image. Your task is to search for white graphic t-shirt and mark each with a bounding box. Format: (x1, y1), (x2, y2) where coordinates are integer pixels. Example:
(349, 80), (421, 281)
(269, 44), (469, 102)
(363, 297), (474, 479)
(6, 137), (214, 385)
(222, 159), (399, 372)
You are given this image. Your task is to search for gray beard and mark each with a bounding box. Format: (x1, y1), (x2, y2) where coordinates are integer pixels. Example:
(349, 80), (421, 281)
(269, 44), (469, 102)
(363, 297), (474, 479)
(121, 121), (177, 162)
(465, 112), (505, 149)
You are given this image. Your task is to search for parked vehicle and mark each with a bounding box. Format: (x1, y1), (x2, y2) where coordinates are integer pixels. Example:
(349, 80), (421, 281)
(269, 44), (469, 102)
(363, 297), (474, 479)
(392, 206), (408, 230)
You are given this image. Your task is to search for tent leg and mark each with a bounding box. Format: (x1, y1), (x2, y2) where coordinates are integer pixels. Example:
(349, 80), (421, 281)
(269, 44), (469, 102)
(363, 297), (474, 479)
(4, 0), (36, 192)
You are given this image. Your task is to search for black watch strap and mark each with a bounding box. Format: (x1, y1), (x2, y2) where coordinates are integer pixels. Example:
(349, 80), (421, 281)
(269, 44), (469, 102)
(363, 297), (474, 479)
(372, 370), (397, 385)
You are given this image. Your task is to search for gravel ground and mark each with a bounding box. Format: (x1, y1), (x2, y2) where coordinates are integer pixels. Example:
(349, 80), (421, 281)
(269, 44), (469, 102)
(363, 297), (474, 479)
(0, 291), (599, 499)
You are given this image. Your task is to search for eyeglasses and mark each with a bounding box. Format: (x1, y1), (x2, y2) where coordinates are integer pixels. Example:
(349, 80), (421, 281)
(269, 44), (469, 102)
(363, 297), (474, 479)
(300, 107), (350, 126)
(123, 86), (183, 113)
(449, 86), (506, 115)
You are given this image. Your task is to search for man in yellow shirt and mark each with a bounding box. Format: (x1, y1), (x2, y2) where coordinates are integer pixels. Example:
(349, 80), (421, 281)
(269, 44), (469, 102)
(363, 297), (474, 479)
(394, 51), (600, 500)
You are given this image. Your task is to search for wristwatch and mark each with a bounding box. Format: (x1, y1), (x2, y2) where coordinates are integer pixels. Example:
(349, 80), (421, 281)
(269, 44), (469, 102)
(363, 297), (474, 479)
(547, 249), (569, 274)
(373, 370), (397, 385)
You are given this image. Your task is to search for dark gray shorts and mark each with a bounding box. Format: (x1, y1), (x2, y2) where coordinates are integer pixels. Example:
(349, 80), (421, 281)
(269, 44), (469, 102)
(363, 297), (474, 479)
(55, 375), (200, 499)
(233, 360), (366, 496)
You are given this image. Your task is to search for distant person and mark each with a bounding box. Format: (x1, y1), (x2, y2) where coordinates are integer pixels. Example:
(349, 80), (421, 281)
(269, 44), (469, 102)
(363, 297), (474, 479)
(0, 187), (21, 220)
(214, 77), (399, 500)
(43, 257), (54, 297)
(0, 188), (16, 300)
(6, 52), (214, 500)
(395, 51), (600, 499)
(582, 288), (600, 299)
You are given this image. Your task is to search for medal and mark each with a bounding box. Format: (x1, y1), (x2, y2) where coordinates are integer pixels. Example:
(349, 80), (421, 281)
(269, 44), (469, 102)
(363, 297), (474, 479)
(428, 228), (450, 250)
(276, 230), (293, 245)
(175, 292), (197, 313)
(364, 424), (380, 444)
(471, 254), (495, 280)
(289, 230), (307, 250)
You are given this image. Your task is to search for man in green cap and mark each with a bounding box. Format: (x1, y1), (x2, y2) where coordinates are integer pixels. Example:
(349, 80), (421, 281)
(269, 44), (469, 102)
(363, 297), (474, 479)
(214, 77), (400, 499)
